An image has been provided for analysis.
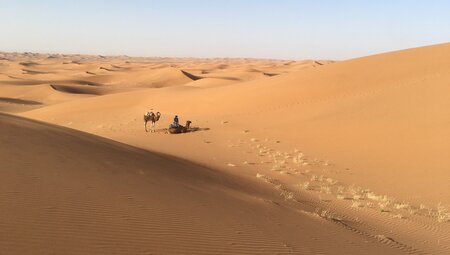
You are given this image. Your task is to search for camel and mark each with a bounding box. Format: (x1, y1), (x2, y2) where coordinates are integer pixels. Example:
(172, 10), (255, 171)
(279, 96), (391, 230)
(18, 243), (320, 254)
(168, 120), (192, 134)
(144, 111), (161, 132)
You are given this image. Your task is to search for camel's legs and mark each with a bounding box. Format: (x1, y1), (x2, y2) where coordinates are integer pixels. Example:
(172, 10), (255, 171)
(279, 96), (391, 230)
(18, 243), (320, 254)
(151, 121), (155, 132)
(145, 121), (148, 132)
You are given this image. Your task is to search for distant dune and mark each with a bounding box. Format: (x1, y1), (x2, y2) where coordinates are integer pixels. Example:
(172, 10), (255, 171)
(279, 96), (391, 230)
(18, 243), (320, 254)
(1, 44), (450, 254)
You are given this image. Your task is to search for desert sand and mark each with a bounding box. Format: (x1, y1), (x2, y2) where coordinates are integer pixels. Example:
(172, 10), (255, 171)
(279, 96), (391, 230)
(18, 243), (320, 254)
(1, 43), (450, 254)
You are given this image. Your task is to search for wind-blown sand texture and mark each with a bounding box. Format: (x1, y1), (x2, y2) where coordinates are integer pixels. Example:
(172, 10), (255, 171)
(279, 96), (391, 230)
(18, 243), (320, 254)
(1, 43), (450, 254)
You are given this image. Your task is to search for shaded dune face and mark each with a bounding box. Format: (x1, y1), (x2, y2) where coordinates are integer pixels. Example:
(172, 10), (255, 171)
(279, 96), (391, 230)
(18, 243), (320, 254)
(180, 69), (202, 80)
(49, 84), (104, 95)
(0, 97), (42, 105)
(0, 113), (261, 254)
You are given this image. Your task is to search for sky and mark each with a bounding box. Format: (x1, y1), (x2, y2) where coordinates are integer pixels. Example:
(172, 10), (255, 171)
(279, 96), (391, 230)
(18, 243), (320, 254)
(0, 0), (449, 60)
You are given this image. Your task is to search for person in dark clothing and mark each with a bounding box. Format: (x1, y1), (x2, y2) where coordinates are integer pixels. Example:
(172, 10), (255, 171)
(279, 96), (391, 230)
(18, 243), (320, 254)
(170, 115), (179, 128)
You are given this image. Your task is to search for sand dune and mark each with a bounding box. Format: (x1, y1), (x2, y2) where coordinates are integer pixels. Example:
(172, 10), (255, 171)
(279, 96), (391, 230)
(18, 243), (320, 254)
(0, 113), (412, 254)
(2, 43), (450, 254)
(21, 45), (450, 206)
(0, 53), (321, 111)
(0, 96), (42, 105)
(0, 96), (42, 113)
(49, 84), (104, 95)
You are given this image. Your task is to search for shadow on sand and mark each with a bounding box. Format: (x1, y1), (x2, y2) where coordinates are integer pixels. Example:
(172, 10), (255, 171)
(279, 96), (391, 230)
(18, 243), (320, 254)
(149, 127), (210, 134)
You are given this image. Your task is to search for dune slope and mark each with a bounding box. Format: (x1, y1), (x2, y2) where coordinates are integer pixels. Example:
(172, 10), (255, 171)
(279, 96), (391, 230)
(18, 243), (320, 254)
(21, 43), (450, 205)
(1, 113), (411, 254)
(3, 43), (450, 254)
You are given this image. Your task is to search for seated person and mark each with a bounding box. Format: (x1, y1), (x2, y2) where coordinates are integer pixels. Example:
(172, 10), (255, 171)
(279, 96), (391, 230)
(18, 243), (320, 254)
(170, 115), (179, 128)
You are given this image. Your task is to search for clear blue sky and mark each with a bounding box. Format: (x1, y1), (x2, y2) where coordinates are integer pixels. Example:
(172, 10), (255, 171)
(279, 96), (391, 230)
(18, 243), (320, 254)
(0, 0), (449, 60)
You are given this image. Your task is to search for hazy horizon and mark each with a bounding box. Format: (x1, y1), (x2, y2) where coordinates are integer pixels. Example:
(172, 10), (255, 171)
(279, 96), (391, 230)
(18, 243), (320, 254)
(1, 0), (449, 60)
